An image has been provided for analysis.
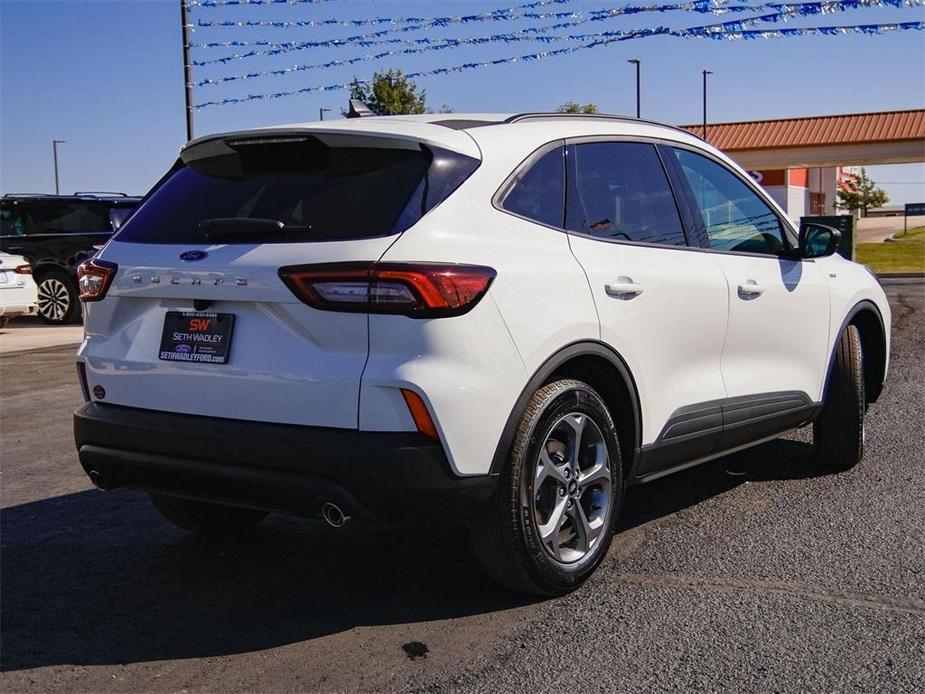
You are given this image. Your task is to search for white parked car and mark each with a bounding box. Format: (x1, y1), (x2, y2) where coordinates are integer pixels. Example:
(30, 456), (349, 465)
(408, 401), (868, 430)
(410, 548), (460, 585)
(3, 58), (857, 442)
(0, 252), (38, 326)
(73, 113), (890, 595)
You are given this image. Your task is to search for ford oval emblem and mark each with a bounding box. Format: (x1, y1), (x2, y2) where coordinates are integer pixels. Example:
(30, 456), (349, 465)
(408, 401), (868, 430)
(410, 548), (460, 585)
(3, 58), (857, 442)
(180, 250), (208, 262)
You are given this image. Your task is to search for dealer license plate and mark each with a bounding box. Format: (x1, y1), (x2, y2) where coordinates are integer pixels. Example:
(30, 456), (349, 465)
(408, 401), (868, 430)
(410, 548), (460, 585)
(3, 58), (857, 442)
(159, 311), (235, 364)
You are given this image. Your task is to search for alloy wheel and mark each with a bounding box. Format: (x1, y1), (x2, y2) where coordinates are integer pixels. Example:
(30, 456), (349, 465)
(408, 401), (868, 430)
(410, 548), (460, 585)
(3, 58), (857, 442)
(37, 278), (71, 322)
(531, 412), (612, 564)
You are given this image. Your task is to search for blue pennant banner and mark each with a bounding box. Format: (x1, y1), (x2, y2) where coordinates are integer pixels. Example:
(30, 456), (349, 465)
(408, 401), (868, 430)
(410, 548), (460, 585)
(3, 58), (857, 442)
(192, 0), (771, 65)
(192, 0), (914, 28)
(192, 0), (924, 84)
(188, 0), (341, 7)
(193, 20), (925, 108)
(194, 0), (582, 28)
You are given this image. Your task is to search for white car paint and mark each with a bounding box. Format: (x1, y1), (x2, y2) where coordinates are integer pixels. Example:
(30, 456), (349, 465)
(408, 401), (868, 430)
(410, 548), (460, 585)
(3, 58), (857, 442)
(0, 253), (38, 322)
(78, 113), (891, 477)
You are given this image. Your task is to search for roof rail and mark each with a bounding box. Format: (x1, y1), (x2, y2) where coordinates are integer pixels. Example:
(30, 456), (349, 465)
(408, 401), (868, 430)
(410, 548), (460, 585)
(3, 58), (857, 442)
(74, 191), (129, 197)
(2, 193), (55, 198)
(503, 112), (704, 140)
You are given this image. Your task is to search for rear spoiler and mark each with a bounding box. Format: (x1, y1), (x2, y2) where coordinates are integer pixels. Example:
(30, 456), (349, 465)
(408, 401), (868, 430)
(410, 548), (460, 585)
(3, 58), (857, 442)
(182, 122), (481, 163)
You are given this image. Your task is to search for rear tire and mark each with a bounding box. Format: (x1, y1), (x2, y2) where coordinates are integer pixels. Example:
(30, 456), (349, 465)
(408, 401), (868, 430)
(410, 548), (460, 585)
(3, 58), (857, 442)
(469, 379), (622, 596)
(813, 324), (865, 470)
(36, 269), (79, 324)
(149, 493), (267, 535)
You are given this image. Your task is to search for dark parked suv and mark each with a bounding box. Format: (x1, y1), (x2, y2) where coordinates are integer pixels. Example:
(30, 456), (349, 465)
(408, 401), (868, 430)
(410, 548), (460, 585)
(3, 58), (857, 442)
(0, 193), (139, 323)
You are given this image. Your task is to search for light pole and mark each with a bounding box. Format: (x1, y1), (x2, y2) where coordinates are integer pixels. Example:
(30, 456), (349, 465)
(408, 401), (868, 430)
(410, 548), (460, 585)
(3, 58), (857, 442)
(180, 0), (194, 141)
(319, 107), (331, 121)
(52, 140), (65, 195)
(702, 70), (713, 141)
(627, 59), (641, 118)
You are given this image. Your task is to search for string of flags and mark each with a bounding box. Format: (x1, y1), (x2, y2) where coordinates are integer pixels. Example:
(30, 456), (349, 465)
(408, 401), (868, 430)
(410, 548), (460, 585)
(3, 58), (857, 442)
(191, 0), (924, 82)
(184, 0), (925, 109)
(193, 20), (924, 108)
(190, 0), (825, 64)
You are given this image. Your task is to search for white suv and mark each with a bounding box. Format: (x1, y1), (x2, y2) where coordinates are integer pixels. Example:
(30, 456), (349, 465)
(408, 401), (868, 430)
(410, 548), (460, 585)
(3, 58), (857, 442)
(74, 113), (890, 595)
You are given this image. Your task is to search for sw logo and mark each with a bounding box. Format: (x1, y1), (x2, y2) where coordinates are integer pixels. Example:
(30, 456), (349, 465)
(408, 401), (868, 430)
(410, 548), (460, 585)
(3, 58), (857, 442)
(188, 318), (212, 332)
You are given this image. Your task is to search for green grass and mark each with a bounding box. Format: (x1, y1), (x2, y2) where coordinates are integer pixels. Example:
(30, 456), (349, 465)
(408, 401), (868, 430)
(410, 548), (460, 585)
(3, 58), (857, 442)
(855, 225), (925, 274)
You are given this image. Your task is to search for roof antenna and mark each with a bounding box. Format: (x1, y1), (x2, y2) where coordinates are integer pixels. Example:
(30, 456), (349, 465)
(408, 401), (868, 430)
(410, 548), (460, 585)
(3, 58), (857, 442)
(346, 99), (375, 119)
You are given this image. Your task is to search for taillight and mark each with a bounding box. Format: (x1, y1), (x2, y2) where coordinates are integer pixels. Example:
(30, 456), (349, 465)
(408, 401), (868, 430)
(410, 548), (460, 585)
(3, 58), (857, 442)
(77, 258), (118, 302)
(278, 262), (496, 318)
(13, 264), (31, 275)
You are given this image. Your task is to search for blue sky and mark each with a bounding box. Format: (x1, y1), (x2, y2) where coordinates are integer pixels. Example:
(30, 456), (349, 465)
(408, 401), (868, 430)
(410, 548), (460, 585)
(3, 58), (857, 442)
(2, 0), (923, 203)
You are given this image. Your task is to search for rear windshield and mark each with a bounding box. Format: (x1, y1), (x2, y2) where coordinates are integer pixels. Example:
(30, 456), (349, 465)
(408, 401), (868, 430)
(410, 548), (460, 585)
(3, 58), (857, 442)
(115, 138), (478, 244)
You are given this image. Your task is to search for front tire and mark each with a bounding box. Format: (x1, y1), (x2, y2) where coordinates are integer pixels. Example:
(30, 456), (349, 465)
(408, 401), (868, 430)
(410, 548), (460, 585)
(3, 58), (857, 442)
(813, 324), (865, 470)
(470, 379), (622, 596)
(36, 269), (79, 324)
(149, 493), (267, 535)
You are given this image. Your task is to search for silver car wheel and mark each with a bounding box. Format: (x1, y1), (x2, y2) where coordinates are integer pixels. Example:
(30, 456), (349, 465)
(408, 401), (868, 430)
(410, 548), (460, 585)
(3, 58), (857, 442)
(37, 278), (71, 322)
(531, 412), (612, 564)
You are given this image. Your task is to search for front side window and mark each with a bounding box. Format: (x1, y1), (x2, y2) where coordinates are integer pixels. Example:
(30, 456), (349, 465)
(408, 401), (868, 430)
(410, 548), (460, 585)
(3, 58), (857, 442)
(499, 146), (565, 228)
(671, 148), (787, 255)
(565, 142), (686, 246)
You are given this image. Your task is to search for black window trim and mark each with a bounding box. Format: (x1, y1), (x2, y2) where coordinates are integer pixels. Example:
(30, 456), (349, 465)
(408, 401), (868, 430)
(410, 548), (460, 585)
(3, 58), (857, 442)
(562, 137), (693, 249)
(664, 141), (800, 258)
(491, 134), (808, 261)
(492, 139), (567, 232)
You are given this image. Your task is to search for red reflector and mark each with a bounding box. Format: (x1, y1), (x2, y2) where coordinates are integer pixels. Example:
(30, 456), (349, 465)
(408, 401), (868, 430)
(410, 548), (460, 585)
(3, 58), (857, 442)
(76, 258), (118, 302)
(13, 264), (31, 275)
(401, 389), (439, 440)
(278, 262), (496, 318)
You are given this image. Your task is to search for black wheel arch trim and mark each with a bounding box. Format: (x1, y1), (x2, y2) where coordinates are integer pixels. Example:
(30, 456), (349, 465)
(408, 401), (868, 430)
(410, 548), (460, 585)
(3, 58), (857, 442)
(824, 300), (887, 405)
(489, 341), (642, 478)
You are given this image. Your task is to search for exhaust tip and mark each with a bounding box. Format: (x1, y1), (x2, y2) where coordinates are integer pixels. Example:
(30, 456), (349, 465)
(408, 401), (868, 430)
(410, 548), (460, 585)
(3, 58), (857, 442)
(321, 501), (350, 528)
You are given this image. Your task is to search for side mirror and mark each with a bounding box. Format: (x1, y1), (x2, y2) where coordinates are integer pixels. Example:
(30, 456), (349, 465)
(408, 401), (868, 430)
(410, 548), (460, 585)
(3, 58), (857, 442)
(798, 222), (840, 259)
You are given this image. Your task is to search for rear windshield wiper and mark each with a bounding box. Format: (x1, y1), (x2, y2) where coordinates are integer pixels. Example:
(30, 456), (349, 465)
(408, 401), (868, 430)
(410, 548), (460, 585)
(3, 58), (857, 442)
(199, 217), (311, 241)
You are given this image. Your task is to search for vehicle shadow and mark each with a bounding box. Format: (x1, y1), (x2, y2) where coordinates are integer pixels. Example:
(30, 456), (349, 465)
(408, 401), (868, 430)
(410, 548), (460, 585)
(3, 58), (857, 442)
(1, 436), (825, 672)
(620, 436), (826, 532)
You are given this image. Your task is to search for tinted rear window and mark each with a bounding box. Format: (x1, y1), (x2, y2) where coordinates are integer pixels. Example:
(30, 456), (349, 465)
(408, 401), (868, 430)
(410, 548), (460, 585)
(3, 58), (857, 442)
(116, 139), (478, 244)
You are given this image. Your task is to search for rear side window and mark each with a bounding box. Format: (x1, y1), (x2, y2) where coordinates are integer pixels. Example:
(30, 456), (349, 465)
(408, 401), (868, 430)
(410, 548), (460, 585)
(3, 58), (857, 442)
(499, 146), (565, 228)
(20, 202), (111, 235)
(115, 139), (478, 244)
(671, 148), (786, 255)
(565, 142), (686, 246)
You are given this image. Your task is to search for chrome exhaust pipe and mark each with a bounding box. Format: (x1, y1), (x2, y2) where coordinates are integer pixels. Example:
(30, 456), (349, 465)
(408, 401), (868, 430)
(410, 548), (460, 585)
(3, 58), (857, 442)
(321, 501), (350, 528)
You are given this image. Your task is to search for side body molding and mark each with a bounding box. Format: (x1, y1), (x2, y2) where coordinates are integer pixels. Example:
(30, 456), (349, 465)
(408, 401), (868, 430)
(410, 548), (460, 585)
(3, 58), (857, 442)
(635, 391), (820, 483)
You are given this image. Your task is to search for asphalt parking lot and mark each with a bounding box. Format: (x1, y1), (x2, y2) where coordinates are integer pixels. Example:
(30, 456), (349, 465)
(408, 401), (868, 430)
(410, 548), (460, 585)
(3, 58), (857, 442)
(1, 284), (923, 693)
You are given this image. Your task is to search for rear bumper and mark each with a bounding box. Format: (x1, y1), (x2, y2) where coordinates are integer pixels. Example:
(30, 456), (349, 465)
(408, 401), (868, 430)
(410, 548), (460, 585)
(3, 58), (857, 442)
(74, 402), (496, 523)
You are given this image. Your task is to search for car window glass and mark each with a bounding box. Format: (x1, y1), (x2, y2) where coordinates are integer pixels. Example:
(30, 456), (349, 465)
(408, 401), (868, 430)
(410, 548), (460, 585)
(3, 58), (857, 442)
(671, 148), (785, 255)
(565, 142), (686, 245)
(23, 203), (111, 234)
(116, 142), (478, 244)
(500, 146), (564, 228)
(1, 204), (26, 236)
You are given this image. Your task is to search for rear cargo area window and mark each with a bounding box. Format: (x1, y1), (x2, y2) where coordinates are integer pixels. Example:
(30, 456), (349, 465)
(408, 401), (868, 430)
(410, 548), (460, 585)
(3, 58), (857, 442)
(115, 139), (477, 244)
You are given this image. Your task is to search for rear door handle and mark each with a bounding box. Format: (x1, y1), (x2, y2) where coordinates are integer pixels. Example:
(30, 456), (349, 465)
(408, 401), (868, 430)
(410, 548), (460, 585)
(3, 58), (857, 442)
(737, 279), (764, 297)
(605, 278), (644, 299)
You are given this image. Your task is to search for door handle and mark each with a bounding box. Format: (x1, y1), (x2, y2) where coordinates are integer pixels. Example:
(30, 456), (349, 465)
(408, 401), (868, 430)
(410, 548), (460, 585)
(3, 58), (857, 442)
(737, 279), (764, 298)
(605, 278), (644, 299)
